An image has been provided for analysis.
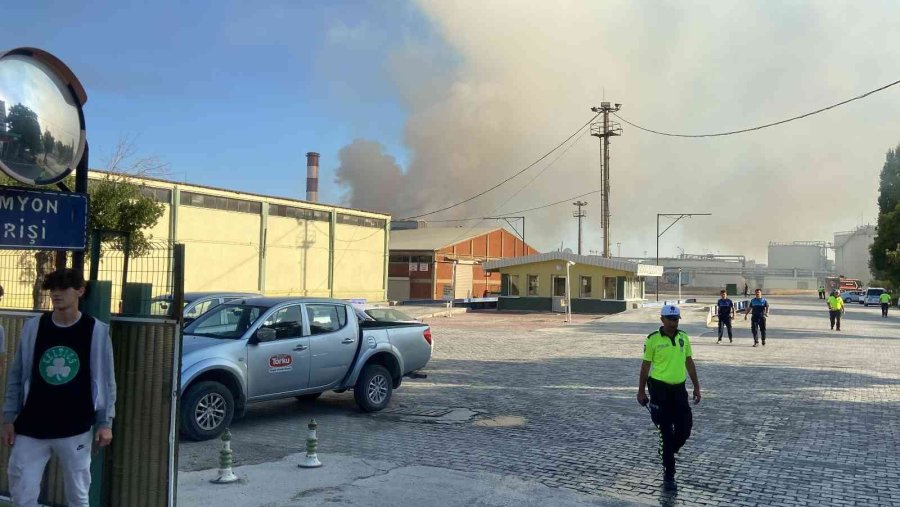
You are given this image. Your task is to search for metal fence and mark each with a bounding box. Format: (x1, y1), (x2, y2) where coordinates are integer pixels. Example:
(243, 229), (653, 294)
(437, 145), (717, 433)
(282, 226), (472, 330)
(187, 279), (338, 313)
(0, 238), (175, 316)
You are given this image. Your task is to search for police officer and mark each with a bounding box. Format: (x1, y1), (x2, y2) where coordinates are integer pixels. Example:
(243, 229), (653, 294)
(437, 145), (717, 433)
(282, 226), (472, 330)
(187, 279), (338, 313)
(637, 305), (701, 490)
(818, 285), (826, 300)
(880, 291), (891, 318)
(716, 289), (735, 344)
(743, 288), (769, 346)
(827, 290), (844, 330)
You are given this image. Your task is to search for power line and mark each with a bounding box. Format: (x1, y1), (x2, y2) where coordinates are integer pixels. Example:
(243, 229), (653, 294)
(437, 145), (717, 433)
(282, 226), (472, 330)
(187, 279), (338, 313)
(442, 125), (590, 248)
(421, 187), (604, 223)
(400, 112), (601, 220)
(613, 77), (900, 138)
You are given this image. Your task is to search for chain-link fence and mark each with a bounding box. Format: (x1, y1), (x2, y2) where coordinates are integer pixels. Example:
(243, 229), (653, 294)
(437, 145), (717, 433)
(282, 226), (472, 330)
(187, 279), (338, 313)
(0, 238), (178, 317)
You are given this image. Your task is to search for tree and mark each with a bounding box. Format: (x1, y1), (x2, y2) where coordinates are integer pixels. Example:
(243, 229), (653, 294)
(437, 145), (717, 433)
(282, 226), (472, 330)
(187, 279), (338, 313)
(2, 137), (167, 309)
(6, 103), (42, 157)
(870, 143), (900, 286)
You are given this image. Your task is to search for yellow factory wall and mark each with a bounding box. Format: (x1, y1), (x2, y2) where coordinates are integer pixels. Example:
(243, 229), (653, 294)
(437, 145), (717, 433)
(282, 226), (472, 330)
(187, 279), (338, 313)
(332, 223), (386, 301)
(177, 207), (261, 292)
(265, 216), (331, 297)
(145, 203), (172, 243)
(496, 261), (634, 299)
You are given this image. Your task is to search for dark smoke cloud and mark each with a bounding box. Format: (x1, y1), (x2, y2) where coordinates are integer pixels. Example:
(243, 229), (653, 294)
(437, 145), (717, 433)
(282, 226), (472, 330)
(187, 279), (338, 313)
(330, 1), (900, 261)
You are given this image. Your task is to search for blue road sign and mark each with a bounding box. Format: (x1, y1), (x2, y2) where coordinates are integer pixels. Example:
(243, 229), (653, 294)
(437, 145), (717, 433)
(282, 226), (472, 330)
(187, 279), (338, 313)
(0, 187), (87, 250)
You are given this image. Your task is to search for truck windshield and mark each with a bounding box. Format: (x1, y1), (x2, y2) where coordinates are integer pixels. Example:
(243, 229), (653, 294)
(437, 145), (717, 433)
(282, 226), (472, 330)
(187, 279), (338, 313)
(185, 304), (265, 339)
(867, 289), (884, 297)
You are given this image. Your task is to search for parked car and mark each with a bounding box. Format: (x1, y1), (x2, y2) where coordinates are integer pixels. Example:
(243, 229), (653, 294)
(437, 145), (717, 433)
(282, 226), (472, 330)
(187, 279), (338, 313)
(840, 290), (864, 303)
(150, 292), (261, 322)
(864, 287), (886, 307)
(178, 297), (433, 440)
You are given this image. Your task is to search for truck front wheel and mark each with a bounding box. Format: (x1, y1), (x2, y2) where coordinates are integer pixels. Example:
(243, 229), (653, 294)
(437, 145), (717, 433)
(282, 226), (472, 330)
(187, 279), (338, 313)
(180, 381), (234, 441)
(354, 364), (393, 412)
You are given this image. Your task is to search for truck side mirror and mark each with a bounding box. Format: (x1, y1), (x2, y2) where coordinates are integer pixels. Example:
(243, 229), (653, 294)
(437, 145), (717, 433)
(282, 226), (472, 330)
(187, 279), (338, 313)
(254, 327), (276, 344)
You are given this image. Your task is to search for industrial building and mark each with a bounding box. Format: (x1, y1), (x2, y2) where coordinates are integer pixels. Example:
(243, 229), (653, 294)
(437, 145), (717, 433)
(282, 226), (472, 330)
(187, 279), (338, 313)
(484, 252), (662, 313)
(94, 165), (389, 302)
(834, 225), (876, 284)
(388, 226), (537, 301)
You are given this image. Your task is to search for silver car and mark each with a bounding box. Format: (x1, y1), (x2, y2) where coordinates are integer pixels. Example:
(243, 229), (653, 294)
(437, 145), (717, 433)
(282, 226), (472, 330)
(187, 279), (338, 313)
(179, 297), (433, 441)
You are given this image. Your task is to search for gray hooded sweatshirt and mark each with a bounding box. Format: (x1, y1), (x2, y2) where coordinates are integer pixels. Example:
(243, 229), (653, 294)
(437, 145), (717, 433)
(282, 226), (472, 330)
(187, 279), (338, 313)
(3, 314), (117, 429)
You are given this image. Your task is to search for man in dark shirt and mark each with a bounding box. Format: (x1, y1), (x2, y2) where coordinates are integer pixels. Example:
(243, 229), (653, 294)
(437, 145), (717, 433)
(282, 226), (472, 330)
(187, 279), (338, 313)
(3, 269), (116, 507)
(743, 288), (769, 347)
(716, 290), (735, 343)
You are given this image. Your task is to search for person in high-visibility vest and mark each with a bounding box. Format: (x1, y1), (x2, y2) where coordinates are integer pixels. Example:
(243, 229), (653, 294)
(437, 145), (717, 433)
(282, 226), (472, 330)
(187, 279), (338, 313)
(818, 286), (826, 300)
(827, 290), (844, 331)
(880, 291), (892, 318)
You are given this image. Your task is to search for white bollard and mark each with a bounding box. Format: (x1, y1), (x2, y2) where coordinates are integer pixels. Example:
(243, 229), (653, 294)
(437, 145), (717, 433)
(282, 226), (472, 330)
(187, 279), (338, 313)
(298, 419), (323, 468)
(210, 428), (239, 484)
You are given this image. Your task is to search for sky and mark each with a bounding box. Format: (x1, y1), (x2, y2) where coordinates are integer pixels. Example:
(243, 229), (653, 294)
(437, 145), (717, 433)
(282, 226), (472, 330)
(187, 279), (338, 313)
(4, 1), (900, 262)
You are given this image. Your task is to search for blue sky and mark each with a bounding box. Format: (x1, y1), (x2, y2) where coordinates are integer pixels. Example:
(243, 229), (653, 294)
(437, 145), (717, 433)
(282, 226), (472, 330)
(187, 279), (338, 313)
(0, 0), (438, 203)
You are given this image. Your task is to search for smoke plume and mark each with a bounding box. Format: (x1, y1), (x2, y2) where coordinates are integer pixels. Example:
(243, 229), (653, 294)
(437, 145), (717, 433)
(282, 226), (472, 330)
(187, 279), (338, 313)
(332, 1), (900, 261)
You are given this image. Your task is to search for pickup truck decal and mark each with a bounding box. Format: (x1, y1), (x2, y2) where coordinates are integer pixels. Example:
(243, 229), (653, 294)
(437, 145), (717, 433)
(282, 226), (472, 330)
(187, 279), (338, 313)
(269, 354), (293, 373)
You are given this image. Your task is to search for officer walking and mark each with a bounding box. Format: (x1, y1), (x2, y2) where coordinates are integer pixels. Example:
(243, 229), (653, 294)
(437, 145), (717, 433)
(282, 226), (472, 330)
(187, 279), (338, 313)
(637, 305), (701, 491)
(880, 291), (891, 318)
(827, 290), (844, 330)
(818, 285), (826, 300)
(743, 288), (769, 346)
(716, 289), (735, 344)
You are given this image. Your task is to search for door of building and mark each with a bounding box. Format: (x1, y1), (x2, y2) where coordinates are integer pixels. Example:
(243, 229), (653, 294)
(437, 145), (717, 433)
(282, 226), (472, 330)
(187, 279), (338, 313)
(454, 263), (474, 299)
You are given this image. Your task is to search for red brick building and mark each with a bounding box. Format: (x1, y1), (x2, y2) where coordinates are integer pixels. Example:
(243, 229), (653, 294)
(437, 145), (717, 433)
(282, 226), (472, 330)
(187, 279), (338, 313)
(388, 227), (538, 301)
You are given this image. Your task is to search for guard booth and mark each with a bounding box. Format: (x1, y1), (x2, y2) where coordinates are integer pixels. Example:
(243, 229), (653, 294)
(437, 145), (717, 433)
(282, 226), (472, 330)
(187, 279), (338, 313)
(0, 47), (185, 506)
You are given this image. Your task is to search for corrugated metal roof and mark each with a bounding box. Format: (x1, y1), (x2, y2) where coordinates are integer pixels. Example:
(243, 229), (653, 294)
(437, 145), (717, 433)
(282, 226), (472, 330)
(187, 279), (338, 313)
(483, 251), (663, 276)
(390, 227), (502, 251)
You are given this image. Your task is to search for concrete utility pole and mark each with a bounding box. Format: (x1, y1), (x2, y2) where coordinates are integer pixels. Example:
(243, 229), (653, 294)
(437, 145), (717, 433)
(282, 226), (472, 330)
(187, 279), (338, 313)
(572, 201), (587, 255)
(590, 103), (622, 258)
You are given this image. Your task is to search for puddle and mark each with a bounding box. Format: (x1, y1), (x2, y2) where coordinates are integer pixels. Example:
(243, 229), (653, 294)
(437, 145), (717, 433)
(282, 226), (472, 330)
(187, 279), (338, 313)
(370, 405), (480, 424)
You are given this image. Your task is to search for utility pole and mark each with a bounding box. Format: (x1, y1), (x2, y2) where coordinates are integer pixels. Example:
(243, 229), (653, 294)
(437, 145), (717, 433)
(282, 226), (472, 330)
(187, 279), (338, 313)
(590, 103), (622, 258)
(572, 201), (587, 255)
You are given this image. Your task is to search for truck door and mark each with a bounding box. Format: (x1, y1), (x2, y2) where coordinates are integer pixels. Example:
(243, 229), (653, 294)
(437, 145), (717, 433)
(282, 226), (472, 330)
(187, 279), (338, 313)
(305, 303), (358, 388)
(247, 304), (311, 398)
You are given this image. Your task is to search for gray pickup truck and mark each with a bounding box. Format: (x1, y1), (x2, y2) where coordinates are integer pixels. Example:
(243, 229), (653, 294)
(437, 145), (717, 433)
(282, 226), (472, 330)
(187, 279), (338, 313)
(179, 297), (432, 440)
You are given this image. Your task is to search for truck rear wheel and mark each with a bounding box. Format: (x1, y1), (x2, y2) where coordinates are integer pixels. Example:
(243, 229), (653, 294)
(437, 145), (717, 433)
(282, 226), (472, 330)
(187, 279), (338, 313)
(354, 364), (393, 412)
(180, 381), (234, 441)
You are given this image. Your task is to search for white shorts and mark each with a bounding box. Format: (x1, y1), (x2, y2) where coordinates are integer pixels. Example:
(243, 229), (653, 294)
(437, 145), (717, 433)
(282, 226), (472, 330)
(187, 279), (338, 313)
(7, 430), (93, 507)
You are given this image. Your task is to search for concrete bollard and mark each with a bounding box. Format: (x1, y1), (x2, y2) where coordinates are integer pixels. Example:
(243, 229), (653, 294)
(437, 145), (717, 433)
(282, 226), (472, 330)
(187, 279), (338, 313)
(298, 419), (323, 468)
(210, 428), (239, 484)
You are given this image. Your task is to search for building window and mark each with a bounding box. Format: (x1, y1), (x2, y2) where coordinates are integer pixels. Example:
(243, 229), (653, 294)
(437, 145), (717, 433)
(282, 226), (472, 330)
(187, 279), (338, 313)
(527, 275), (539, 296)
(270, 204), (331, 222)
(336, 213), (387, 229)
(604, 277), (617, 300)
(180, 191), (261, 214)
(508, 275), (520, 296)
(553, 276), (567, 297)
(580, 276), (592, 298)
(389, 255), (410, 263)
(138, 186), (171, 203)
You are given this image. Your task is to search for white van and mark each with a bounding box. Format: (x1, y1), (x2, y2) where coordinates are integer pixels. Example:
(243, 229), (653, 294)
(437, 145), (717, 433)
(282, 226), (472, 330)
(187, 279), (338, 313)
(864, 287), (886, 307)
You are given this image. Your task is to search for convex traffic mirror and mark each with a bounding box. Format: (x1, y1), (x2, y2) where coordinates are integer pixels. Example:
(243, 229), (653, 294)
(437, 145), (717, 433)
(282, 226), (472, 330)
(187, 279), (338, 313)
(0, 48), (86, 185)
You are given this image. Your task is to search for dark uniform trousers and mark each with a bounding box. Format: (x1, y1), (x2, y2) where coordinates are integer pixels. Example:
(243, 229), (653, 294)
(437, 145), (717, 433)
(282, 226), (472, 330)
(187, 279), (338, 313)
(647, 377), (693, 472)
(882, 303), (889, 317)
(751, 316), (766, 343)
(717, 316), (733, 340)
(829, 310), (842, 330)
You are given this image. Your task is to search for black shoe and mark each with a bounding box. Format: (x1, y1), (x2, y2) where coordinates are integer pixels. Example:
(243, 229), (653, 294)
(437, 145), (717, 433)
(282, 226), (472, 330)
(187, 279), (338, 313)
(753, 342), (758, 347)
(729, 338), (733, 343)
(663, 471), (677, 490)
(761, 340), (766, 346)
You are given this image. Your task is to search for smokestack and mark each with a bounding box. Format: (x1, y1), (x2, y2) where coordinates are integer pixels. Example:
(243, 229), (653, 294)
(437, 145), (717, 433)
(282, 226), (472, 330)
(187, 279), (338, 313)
(306, 152), (319, 202)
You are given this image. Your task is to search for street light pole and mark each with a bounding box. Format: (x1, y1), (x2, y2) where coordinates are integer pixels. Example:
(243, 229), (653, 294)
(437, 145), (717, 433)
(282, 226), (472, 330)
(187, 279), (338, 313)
(655, 213), (712, 301)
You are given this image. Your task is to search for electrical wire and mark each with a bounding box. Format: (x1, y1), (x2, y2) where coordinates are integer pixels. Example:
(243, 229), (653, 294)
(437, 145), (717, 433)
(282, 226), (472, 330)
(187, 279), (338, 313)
(442, 126), (591, 247)
(613, 77), (900, 138)
(400, 112), (601, 220)
(419, 188), (604, 223)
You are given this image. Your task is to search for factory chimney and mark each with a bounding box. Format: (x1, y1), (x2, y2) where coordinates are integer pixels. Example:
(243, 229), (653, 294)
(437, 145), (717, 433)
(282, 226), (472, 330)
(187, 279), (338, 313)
(306, 152), (319, 202)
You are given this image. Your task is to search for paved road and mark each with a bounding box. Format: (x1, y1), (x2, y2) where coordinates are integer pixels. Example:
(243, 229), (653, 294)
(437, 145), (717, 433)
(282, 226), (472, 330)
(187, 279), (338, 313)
(179, 296), (900, 506)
